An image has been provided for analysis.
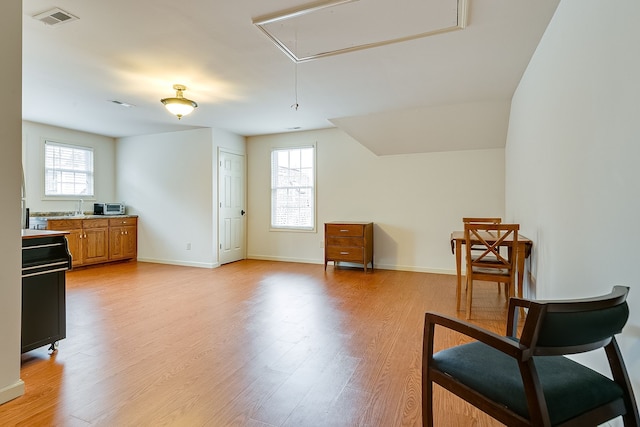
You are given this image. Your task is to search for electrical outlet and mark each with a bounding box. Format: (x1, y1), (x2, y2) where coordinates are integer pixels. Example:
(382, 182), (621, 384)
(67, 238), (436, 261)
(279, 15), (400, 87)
(186, 243), (191, 250)
(320, 240), (324, 248)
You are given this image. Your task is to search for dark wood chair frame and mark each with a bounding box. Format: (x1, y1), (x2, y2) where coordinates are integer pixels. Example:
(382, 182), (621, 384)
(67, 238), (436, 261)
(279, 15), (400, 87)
(423, 286), (639, 426)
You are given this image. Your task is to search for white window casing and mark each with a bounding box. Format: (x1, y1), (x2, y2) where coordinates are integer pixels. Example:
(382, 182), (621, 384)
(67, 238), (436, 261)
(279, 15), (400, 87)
(270, 145), (316, 231)
(44, 141), (94, 197)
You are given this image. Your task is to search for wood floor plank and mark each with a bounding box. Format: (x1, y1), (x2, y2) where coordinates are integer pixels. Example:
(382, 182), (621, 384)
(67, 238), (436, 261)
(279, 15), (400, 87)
(1, 260), (507, 426)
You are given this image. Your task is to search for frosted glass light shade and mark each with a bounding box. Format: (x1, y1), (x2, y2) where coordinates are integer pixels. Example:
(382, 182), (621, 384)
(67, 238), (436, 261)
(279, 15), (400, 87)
(161, 84), (198, 119)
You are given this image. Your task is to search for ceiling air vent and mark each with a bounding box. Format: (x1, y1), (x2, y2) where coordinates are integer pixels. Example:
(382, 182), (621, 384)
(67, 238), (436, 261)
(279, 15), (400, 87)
(33, 8), (78, 26)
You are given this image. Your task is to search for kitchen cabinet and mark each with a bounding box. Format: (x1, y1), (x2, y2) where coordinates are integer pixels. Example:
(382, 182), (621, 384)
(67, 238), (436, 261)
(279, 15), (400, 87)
(47, 218), (108, 267)
(82, 219), (110, 265)
(47, 216), (137, 267)
(61, 223), (82, 268)
(324, 222), (374, 273)
(109, 217), (137, 261)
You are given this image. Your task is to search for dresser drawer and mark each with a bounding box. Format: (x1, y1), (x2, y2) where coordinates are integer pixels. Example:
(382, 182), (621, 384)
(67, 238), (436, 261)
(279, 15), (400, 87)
(83, 218), (109, 228)
(109, 217), (137, 226)
(326, 236), (364, 247)
(47, 219), (83, 230)
(326, 246), (364, 263)
(325, 224), (364, 237)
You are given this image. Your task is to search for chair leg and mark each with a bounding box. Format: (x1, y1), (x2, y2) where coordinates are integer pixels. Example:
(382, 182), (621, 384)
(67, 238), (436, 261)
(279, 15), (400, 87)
(422, 376), (434, 427)
(466, 278), (473, 319)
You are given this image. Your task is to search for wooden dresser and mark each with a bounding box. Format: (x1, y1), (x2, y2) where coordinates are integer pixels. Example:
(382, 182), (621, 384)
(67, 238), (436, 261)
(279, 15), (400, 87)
(324, 222), (374, 273)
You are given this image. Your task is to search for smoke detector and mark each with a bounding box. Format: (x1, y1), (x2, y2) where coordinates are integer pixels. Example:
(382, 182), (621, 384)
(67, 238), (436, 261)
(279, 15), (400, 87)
(32, 8), (79, 26)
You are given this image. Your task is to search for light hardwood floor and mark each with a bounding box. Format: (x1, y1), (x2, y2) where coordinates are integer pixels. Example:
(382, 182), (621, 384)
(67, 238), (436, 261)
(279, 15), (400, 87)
(2, 260), (508, 426)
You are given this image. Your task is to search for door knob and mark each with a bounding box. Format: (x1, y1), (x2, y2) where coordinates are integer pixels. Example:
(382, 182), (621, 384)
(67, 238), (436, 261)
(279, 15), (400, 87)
(241, 210), (246, 216)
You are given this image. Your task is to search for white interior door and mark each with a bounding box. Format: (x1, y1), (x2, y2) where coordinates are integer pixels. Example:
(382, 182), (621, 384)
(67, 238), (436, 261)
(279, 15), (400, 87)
(218, 150), (245, 265)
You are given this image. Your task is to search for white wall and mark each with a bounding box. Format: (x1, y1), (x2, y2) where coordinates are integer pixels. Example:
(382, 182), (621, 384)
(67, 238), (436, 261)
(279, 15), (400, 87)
(0, 0), (25, 405)
(332, 100), (512, 155)
(247, 128), (505, 272)
(116, 128), (245, 268)
(506, 0), (640, 408)
(213, 128), (246, 154)
(22, 121), (116, 214)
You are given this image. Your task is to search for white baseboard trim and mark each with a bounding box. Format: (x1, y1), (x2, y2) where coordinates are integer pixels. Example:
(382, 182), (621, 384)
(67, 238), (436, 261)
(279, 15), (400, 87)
(136, 258), (219, 269)
(247, 254), (322, 265)
(139, 254), (459, 276)
(0, 379), (25, 405)
(247, 255), (457, 275)
(373, 263), (455, 275)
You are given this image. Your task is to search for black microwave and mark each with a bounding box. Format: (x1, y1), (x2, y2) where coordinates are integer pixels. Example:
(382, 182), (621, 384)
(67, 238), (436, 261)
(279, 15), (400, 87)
(94, 203), (125, 215)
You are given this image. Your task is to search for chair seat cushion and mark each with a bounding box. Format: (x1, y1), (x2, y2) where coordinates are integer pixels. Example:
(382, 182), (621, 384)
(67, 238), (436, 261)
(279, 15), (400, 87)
(471, 254), (500, 263)
(432, 341), (624, 425)
(471, 265), (509, 275)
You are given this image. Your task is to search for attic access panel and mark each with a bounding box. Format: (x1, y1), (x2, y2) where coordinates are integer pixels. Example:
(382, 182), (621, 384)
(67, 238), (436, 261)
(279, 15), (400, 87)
(253, 0), (467, 63)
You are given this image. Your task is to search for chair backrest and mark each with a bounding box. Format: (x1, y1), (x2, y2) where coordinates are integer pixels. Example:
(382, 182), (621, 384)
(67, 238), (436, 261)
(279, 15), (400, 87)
(463, 223), (519, 271)
(462, 217), (502, 225)
(511, 286), (630, 356)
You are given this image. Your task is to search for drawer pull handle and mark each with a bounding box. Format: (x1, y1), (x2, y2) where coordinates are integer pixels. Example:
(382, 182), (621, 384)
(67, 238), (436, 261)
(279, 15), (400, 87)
(340, 229), (350, 232)
(340, 251), (350, 255)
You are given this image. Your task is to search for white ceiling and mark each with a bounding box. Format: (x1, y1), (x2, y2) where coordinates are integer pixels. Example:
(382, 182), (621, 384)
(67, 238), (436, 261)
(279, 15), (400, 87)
(22, 0), (560, 154)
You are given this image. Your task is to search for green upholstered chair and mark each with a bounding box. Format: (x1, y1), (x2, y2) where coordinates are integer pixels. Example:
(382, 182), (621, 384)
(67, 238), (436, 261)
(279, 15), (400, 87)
(422, 286), (639, 426)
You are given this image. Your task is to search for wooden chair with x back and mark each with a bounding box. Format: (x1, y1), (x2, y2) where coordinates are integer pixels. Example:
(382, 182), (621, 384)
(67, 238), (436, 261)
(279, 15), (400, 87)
(463, 222), (519, 319)
(459, 218), (505, 310)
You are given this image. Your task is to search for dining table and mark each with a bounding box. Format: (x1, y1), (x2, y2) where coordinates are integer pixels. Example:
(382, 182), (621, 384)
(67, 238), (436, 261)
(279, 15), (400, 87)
(450, 230), (533, 308)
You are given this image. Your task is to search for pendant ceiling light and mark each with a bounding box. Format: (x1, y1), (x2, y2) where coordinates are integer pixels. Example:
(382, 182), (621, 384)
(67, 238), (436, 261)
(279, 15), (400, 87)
(161, 84), (198, 119)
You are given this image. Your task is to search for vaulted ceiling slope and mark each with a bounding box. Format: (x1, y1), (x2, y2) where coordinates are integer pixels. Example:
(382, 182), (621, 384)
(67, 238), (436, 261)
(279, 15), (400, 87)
(22, 0), (559, 154)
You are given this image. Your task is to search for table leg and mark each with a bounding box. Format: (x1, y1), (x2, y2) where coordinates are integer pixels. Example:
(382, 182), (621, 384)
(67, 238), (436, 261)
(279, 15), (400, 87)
(516, 243), (525, 299)
(456, 240), (462, 311)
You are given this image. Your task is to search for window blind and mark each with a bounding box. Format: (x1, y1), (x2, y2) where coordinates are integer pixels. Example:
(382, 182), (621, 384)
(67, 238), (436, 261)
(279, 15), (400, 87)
(270, 146), (315, 230)
(44, 141), (94, 197)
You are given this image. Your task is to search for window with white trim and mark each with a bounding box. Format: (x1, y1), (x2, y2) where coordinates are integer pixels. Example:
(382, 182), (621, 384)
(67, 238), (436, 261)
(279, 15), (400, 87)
(44, 141), (94, 197)
(271, 146), (315, 231)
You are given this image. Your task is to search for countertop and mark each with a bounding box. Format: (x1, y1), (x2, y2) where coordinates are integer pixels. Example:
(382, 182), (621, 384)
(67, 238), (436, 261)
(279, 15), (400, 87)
(35, 214), (138, 220)
(22, 229), (70, 239)
(28, 214), (138, 230)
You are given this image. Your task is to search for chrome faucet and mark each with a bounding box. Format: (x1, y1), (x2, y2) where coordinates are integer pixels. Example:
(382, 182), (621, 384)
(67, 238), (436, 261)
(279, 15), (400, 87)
(77, 199), (84, 216)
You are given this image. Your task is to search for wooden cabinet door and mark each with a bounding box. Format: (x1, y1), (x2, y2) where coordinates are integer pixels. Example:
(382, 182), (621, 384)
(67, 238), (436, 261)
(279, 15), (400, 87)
(65, 229), (83, 267)
(82, 227), (109, 264)
(109, 218), (137, 261)
(121, 225), (137, 259)
(47, 219), (83, 267)
(109, 226), (125, 260)
(109, 226), (137, 260)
